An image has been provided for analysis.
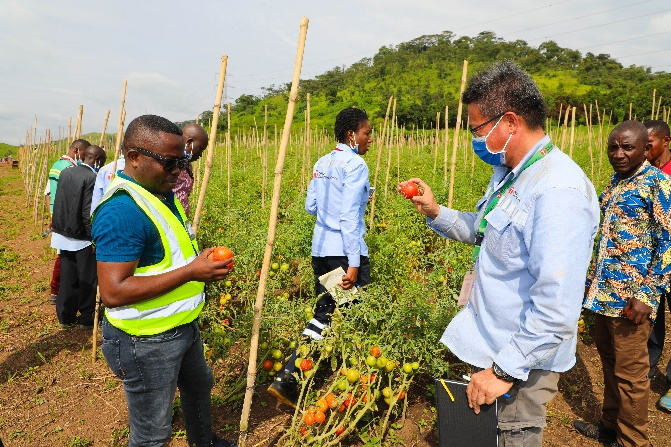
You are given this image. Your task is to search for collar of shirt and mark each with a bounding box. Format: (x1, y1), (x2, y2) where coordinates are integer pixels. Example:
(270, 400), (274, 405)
(334, 142), (357, 154)
(610, 159), (651, 184)
(60, 155), (77, 166)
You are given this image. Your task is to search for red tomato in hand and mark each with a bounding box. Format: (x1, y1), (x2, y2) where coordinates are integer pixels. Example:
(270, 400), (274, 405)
(210, 246), (234, 268)
(400, 182), (419, 199)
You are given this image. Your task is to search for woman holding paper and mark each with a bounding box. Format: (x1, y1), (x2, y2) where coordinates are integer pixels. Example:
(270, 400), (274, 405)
(268, 106), (373, 408)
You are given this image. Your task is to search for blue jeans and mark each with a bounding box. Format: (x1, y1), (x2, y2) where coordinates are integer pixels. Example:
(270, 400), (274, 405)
(101, 317), (215, 447)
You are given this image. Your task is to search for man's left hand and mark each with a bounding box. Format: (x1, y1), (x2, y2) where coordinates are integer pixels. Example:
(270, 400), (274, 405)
(466, 368), (513, 414)
(622, 297), (653, 324)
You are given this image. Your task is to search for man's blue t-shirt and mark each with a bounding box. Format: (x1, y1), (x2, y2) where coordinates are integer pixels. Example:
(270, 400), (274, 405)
(91, 173), (183, 268)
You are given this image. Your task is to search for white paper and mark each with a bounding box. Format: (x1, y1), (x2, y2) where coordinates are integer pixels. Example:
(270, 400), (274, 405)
(318, 266), (358, 306)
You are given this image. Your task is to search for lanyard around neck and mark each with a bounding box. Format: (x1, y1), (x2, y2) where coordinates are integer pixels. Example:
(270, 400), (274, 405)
(471, 141), (554, 262)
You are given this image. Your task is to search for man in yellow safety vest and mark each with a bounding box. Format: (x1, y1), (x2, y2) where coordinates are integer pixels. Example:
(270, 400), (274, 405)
(92, 115), (236, 447)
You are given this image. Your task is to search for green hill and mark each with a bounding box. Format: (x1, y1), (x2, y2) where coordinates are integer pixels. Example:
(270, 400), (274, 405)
(194, 31), (671, 133)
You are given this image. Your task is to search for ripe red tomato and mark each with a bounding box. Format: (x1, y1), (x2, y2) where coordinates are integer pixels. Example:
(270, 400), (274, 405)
(211, 246), (234, 268)
(262, 359), (273, 371)
(300, 359), (313, 371)
(336, 426), (345, 436)
(325, 392), (336, 409)
(370, 345), (381, 358)
(400, 182), (419, 199)
(304, 410), (315, 426)
(300, 426), (308, 437)
(314, 410), (326, 424)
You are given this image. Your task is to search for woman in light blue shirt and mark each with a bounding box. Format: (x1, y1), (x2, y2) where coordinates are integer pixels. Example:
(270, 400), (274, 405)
(268, 106), (373, 408)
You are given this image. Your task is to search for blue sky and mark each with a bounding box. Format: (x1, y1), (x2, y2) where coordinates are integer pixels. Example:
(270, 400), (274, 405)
(1, 0), (669, 144)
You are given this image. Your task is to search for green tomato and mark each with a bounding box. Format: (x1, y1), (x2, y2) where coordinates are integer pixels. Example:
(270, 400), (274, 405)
(324, 345), (333, 355)
(225, 280), (232, 287)
(337, 378), (348, 391)
(385, 360), (395, 372)
(280, 263), (290, 271)
(376, 357), (388, 369)
(366, 355), (378, 367)
(269, 270), (276, 278)
(412, 361), (420, 370)
(271, 262), (280, 270)
(295, 358), (303, 369)
(304, 308), (314, 322)
(299, 344), (310, 357)
(289, 341), (297, 349)
(271, 349), (283, 360)
(382, 387), (392, 398)
(402, 363), (413, 374)
(384, 397), (392, 405)
(260, 342), (269, 350)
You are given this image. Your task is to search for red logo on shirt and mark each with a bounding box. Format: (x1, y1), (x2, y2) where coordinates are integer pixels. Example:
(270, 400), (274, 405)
(314, 170), (318, 178)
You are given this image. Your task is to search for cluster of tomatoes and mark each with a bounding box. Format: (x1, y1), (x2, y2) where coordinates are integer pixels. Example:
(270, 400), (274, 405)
(296, 345), (416, 442)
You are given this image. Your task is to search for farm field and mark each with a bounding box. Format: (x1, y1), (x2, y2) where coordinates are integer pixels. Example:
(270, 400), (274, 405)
(2, 120), (671, 446)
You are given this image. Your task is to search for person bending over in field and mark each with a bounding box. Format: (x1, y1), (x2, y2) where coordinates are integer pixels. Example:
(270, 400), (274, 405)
(402, 61), (599, 447)
(268, 106), (373, 408)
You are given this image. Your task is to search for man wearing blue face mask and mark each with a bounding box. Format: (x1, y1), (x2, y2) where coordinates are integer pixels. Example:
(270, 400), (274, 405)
(401, 61), (600, 446)
(51, 145), (106, 329)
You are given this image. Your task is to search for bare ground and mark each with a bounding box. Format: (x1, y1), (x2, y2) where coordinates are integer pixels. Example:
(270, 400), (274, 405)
(1, 163), (670, 446)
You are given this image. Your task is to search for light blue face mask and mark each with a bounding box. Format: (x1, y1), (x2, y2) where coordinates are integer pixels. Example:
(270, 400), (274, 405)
(471, 115), (510, 166)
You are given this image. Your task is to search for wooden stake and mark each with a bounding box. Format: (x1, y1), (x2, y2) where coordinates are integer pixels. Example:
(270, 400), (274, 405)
(448, 60), (468, 207)
(93, 80), (127, 363)
(368, 96), (393, 229)
(99, 110), (110, 146)
(433, 111), (440, 172)
(568, 107), (576, 159)
(656, 96), (663, 120)
(629, 102), (633, 120)
(227, 102), (232, 205)
(652, 89), (657, 120)
(192, 55), (228, 233)
(560, 105), (570, 151)
(384, 98), (397, 197)
(74, 105), (84, 139)
(443, 106), (449, 183)
(238, 17), (309, 447)
(262, 105), (268, 207)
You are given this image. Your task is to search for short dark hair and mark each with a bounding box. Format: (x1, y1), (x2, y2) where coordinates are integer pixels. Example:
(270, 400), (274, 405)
(123, 115), (182, 150)
(335, 107), (369, 143)
(611, 120), (648, 144)
(643, 119), (670, 138)
(462, 61), (547, 130)
(71, 139), (91, 150)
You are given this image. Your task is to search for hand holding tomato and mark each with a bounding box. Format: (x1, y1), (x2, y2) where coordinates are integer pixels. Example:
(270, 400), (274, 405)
(189, 247), (232, 282)
(207, 246), (234, 268)
(399, 181), (420, 199)
(402, 178), (441, 219)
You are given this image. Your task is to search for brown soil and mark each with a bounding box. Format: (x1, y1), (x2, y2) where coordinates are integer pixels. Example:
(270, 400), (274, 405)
(1, 163), (670, 446)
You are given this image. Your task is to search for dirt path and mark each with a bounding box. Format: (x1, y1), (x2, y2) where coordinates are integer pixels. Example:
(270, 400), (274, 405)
(0, 163), (670, 446)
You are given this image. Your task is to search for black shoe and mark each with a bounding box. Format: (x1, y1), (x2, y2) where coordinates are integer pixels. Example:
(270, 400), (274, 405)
(267, 371), (298, 408)
(573, 420), (617, 442)
(211, 434), (237, 447)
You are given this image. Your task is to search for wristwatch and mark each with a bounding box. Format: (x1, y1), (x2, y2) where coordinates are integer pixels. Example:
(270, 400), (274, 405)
(492, 362), (520, 383)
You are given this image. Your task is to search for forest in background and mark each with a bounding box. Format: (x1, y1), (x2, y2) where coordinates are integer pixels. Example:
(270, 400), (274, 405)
(186, 30), (670, 133)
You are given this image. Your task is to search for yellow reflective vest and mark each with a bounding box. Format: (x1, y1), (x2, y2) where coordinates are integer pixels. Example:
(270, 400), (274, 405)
(94, 176), (205, 336)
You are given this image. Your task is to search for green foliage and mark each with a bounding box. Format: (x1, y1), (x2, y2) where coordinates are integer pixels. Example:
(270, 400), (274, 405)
(195, 31), (669, 140)
(0, 143), (18, 158)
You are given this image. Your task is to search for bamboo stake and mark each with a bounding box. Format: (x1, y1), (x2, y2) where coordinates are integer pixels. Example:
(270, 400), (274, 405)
(99, 110), (110, 146)
(443, 106), (449, 183)
(238, 17), (309, 447)
(656, 97), (663, 120)
(448, 60), (468, 207)
(433, 111), (440, 172)
(192, 56), (227, 233)
(384, 98), (397, 197)
(74, 105), (84, 139)
(93, 80), (127, 363)
(568, 107), (576, 159)
(629, 103), (633, 120)
(583, 103), (594, 181)
(652, 89), (657, 120)
(560, 106), (570, 151)
(367, 96), (393, 229)
(68, 117), (72, 147)
(227, 102), (232, 205)
(262, 105), (268, 207)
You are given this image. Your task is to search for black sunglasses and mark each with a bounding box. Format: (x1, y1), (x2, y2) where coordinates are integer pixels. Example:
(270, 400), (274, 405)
(130, 147), (190, 172)
(469, 113), (505, 136)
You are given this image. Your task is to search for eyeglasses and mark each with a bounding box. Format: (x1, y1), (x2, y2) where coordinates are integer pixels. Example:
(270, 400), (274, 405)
(130, 147), (191, 172)
(469, 113), (505, 136)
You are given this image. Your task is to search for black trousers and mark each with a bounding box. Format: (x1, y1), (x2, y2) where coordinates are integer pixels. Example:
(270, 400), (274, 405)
(648, 293), (671, 382)
(57, 245), (97, 326)
(310, 255), (371, 328)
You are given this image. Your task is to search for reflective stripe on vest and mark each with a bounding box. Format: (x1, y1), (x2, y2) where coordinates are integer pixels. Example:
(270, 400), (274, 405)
(95, 176), (205, 336)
